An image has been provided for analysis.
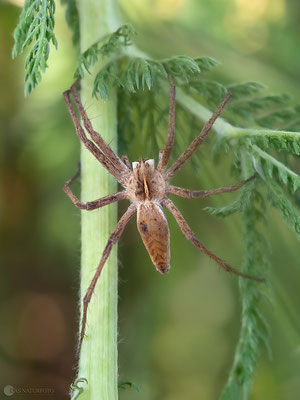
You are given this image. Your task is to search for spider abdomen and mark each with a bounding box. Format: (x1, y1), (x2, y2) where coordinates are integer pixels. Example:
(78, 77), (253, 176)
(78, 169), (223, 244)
(137, 201), (170, 274)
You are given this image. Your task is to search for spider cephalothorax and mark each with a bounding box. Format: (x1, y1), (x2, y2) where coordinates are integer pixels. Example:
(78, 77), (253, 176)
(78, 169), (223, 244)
(128, 159), (166, 202)
(63, 72), (262, 355)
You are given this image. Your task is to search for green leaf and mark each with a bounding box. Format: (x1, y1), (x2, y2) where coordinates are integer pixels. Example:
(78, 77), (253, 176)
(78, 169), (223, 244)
(251, 145), (300, 192)
(228, 82), (266, 99)
(92, 54), (212, 99)
(74, 24), (136, 78)
(266, 180), (300, 239)
(12, 0), (58, 95)
(93, 69), (110, 100)
(194, 56), (219, 72)
(188, 80), (227, 103)
(220, 166), (269, 400)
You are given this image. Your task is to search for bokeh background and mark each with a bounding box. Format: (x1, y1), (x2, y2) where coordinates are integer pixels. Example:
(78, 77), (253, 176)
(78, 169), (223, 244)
(1, 0), (300, 399)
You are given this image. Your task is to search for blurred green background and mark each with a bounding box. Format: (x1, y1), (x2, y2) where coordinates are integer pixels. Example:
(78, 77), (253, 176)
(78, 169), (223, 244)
(1, 0), (300, 399)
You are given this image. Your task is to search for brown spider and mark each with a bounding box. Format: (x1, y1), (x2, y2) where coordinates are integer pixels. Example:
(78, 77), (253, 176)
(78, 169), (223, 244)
(63, 74), (261, 354)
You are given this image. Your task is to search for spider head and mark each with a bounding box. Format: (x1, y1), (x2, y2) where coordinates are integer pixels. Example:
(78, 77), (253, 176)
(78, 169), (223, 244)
(127, 159), (166, 202)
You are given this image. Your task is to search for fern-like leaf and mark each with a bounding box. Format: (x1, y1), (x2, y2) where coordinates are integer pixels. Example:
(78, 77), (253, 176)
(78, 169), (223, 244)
(251, 145), (300, 192)
(220, 168), (269, 400)
(74, 24), (136, 78)
(266, 180), (300, 239)
(234, 128), (300, 155)
(92, 55), (218, 100)
(12, 0), (58, 95)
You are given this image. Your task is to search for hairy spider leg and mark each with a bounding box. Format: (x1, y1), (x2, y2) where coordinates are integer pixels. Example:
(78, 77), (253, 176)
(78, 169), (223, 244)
(167, 175), (256, 198)
(77, 204), (136, 357)
(63, 89), (125, 185)
(163, 198), (264, 282)
(157, 65), (176, 172)
(63, 163), (126, 210)
(121, 155), (132, 170)
(70, 84), (131, 180)
(166, 92), (232, 181)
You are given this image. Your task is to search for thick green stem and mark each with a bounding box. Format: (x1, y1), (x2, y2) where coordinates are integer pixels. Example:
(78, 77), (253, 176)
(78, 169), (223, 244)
(71, 1), (121, 399)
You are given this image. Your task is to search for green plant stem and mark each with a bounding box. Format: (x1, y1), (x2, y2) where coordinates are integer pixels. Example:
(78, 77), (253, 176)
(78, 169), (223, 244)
(174, 87), (300, 141)
(227, 127), (300, 139)
(72, 1), (121, 399)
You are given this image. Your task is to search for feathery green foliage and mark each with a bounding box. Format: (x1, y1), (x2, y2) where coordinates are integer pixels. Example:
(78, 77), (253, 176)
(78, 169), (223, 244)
(220, 202), (270, 399)
(12, 0), (58, 95)
(220, 158), (270, 400)
(266, 179), (300, 239)
(74, 26), (218, 100)
(215, 127), (300, 156)
(91, 55), (217, 100)
(74, 24), (136, 78)
(251, 145), (300, 192)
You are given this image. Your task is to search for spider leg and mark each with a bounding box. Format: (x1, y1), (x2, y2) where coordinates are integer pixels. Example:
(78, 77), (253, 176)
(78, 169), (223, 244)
(63, 164), (127, 209)
(167, 174), (256, 198)
(77, 204), (136, 357)
(63, 89), (124, 185)
(70, 84), (130, 176)
(162, 198), (264, 282)
(157, 67), (176, 172)
(121, 155), (132, 170)
(165, 93), (232, 181)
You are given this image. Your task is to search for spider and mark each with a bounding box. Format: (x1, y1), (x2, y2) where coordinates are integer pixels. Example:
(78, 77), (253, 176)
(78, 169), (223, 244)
(63, 73), (261, 354)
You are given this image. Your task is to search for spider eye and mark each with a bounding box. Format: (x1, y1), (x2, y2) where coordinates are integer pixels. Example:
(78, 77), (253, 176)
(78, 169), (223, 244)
(132, 162), (139, 170)
(145, 159), (155, 168)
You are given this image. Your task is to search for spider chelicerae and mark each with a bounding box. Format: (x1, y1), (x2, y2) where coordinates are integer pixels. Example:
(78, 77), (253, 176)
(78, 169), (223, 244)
(63, 73), (261, 353)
